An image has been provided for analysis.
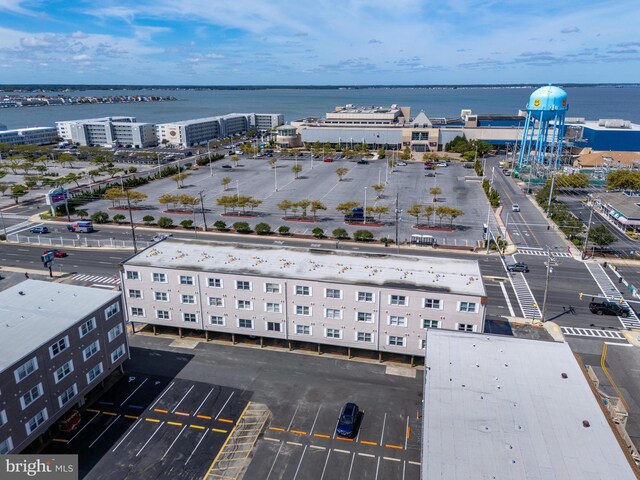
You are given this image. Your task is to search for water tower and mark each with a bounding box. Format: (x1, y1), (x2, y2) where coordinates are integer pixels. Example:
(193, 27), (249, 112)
(517, 85), (568, 171)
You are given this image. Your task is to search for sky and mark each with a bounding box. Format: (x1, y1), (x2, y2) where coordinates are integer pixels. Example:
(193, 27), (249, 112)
(0, 0), (639, 86)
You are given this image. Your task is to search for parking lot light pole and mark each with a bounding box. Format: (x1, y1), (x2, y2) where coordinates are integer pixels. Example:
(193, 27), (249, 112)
(199, 191), (207, 230)
(274, 163), (278, 192)
(208, 143), (213, 177)
(364, 187), (368, 225)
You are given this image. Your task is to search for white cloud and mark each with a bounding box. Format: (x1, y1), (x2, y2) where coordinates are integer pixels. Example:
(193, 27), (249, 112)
(205, 53), (224, 59)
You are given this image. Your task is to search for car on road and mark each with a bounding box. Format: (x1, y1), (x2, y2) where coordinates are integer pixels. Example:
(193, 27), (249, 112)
(323, 158), (334, 162)
(425, 172), (436, 177)
(222, 165), (232, 169)
(43, 249), (67, 258)
(30, 226), (49, 234)
(589, 300), (631, 317)
(424, 162), (435, 169)
(506, 262), (529, 273)
(397, 161), (408, 166)
(153, 233), (173, 242)
(437, 162), (448, 167)
(336, 402), (360, 438)
(512, 204), (520, 212)
(357, 160), (369, 165)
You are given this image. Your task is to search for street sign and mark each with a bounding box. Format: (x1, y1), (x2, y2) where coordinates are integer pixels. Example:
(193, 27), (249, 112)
(41, 252), (54, 263)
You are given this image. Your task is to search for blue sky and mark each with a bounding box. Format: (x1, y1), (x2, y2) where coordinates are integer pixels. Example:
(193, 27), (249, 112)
(1, 0), (639, 85)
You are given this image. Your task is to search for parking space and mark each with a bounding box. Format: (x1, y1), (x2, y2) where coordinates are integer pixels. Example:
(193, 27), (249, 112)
(44, 374), (250, 480)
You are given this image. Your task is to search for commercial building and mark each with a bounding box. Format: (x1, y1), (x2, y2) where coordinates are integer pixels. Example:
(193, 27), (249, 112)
(593, 192), (640, 235)
(0, 127), (58, 146)
(423, 330), (637, 479)
(56, 117), (157, 148)
(120, 240), (486, 358)
(566, 118), (640, 152)
(0, 280), (128, 454)
(156, 113), (284, 148)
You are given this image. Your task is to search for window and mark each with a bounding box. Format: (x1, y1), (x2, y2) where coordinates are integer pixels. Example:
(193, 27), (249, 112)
(111, 344), (126, 363)
(424, 298), (441, 309)
(325, 288), (342, 299)
(156, 310), (171, 320)
(49, 336), (69, 358)
(20, 383), (43, 409)
(267, 322), (281, 332)
(79, 317), (96, 337)
(181, 294), (195, 304)
(356, 312), (373, 322)
(209, 297), (223, 307)
(388, 336), (405, 347)
(155, 291), (168, 301)
(388, 316), (407, 327)
(0, 437), (13, 454)
(54, 361), (74, 383)
(326, 328), (342, 339)
(183, 313), (197, 322)
(0, 410), (7, 427)
(128, 289), (142, 299)
(459, 302), (477, 313)
(237, 300), (253, 310)
(130, 307), (145, 317)
(25, 409), (48, 435)
(58, 384), (78, 408)
(105, 302), (120, 319)
(265, 283), (281, 293)
(357, 332), (372, 342)
(87, 363), (103, 383)
(390, 295), (407, 306)
(15, 358), (38, 383)
(126, 271), (139, 280)
(266, 303), (281, 313)
(152, 272), (167, 283)
(296, 325), (311, 335)
(179, 275), (194, 285)
(422, 319), (440, 329)
(236, 280), (251, 291)
(208, 278), (222, 288)
(420, 339), (426, 349)
(295, 285), (310, 296)
(83, 341), (100, 361)
(357, 292), (374, 302)
(325, 308), (342, 319)
(296, 305), (310, 316)
(239, 319), (253, 329)
(209, 316), (225, 326)
(457, 323), (475, 332)
(108, 323), (124, 342)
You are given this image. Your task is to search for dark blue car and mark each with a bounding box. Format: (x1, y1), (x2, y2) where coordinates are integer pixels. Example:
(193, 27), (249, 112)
(336, 403), (359, 438)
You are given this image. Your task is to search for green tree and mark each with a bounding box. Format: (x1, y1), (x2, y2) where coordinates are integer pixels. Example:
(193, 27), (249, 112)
(213, 220), (227, 231)
(447, 207), (464, 226)
(233, 221), (251, 233)
(157, 217), (174, 229)
(112, 214), (126, 224)
(296, 199), (311, 218)
(10, 184), (28, 203)
(370, 205), (390, 221)
(178, 194), (200, 212)
(142, 215), (155, 225)
(435, 205), (449, 226)
(371, 183), (385, 199)
(220, 176), (232, 190)
(407, 203), (424, 226)
(377, 148), (386, 160)
(159, 193), (179, 210)
(0, 184), (10, 196)
(332, 228), (349, 239)
(588, 225), (617, 249)
(278, 225), (290, 235)
(291, 164), (303, 179)
(171, 172), (188, 189)
(127, 190), (148, 207)
(335, 167), (349, 181)
(255, 222), (272, 235)
(65, 172), (84, 187)
(606, 170), (640, 191)
(429, 187), (442, 203)
(180, 219), (194, 229)
(400, 147), (412, 161)
(309, 200), (327, 219)
(231, 155), (241, 167)
(555, 172), (589, 189)
(91, 211), (109, 224)
(312, 227), (325, 238)
(216, 195), (237, 213)
(104, 188), (126, 207)
(277, 199), (294, 217)
(354, 229), (374, 242)
(336, 201), (360, 216)
(57, 153), (76, 168)
(75, 209), (88, 219)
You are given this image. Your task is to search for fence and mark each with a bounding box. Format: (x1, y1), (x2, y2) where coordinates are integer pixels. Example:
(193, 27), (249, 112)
(7, 233), (147, 250)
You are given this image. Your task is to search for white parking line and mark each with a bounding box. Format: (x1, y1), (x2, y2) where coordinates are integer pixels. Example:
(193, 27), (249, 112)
(120, 378), (148, 406)
(334, 449), (350, 454)
(404, 416), (409, 450)
(309, 406), (321, 435)
(292, 445), (308, 480)
(111, 417), (143, 452)
(135, 421), (165, 457)
(162, 425), (188, 459)
(309, 445), (326, 450)
(149, 382), (174, 410)
(408, 461), (421, 466)
(264, 437), (280, 443)
(266, 441), (285, 480)
(358, 453), (375, 458)
(184, 429), (208, 465)
(89, 414), (122, 449)
(69, 411), (101, 444)
(193, 387), (215, 415)
(319, 449), (332, 480)
(287, 403), (300, 431)
(214, 392), (234, 420)
(287, 441), (302, 446)
(383, 456), (401, 462)
(171, 385), (195, 413)
(347, 452), (356, 480)
(379, 412), (387, 447)
(375, 456), (381, 480)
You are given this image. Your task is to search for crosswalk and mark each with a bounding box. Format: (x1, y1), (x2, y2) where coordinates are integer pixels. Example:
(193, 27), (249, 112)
(3, 220), (36, 235)
(561, 326), (626, 339)
(71, 273), (121, 286)
(584, 263), (640, 329)
(517, 248), (572, 258)
(506, 263), (541, 320)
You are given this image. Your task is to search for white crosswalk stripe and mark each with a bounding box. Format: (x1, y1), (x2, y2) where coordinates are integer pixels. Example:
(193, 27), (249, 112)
(508, 271), (542, 320)
(72, 274), (121, 285)
(517, 249), (572, 258)
(4, 220), (35, 235)
(584, 263), (640, 330)
(561, 326), (626, 339)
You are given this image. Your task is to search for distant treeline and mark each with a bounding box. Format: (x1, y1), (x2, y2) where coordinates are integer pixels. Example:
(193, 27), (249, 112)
(1, 83), (639, 93)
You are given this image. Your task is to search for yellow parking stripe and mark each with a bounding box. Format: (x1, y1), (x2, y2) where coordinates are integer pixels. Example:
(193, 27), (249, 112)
(175, 411), (190, 417)
(124, 415), (138, 420)
(218, 418), (234, 424)
(86, 408), (100, 413)
(145, 418), (160, 423)
(190, 424), (206, 430)
(313, 433), (331, 439)
(336, 437), (354, 442)
(360, 440), (377, 446)
(197, 415), (212, 420)
(385, 444), (404, 450)
(212, 428), (228, 433)
(154, 408), (168, 414)
(52, 438), (69, 443)
(102, 411), (117, 416)
(167, 421), (183, 426)
(268, 426), (285, 432)
(290, 430), (307, 435)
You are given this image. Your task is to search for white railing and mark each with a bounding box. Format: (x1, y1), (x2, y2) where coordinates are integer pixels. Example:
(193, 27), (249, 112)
(7, 234), (150, 250)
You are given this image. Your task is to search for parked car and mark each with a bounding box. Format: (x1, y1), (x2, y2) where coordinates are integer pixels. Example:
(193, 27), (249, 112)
(58, 410), (81, 432)
(222, 165), (232, 169)
(323, 158), (334, 162)
(512, 204), (520, 212)
(336, 402), (360, 438)
(589, 300), (631, 317)
(437, 162), (448, 167)
(397, 161), (408, 166)
(507, 262), (529, 273)
(30, 226), (49, 234)
(153, 233), (173, 242)
(297, 152), (305, 157)
(425, 172), (436, 177)
(357, 160), (369, 165)
(424, 162), (435, 169)
(43, 249), (67, 258)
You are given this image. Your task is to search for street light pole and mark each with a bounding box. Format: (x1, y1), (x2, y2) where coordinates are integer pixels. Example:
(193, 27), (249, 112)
(582, 201), (595, 260)
(208, 143), (213, 177)
(274, 162), (278, 192)
(198, 191), (207, 231)
(125, 190), (138, 254)
(364, 187), (368, 225)
(395, 193), (400, 253)
(541, 247), (554, 322)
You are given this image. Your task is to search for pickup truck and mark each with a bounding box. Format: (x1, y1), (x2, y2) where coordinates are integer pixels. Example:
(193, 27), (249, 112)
(589, 300), (631, 317)
(344, 207), (375, 223)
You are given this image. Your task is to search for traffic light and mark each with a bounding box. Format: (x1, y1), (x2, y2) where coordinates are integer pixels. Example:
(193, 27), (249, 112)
(579, 292), (583, 300)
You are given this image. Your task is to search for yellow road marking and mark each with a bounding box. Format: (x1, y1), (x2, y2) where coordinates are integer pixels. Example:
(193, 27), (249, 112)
(124, 415), (138, 420)
(52, 438), (69, 443)
(212, 428), (228, 433)
(167, 421), (183, 426)
(197, 415), (212, 420)
(336, 437), (354, 442)
(174, 411), (190, 417)
(86, 408), (100, 413)
(154, 408), (168, 414)
(145, 418), (160, 423)
(407, 426), (411, 439)
(102, 411), (117, 416)
(385, 444), (404, 450)
(218, 418), (234, 424)
(360, 440), (377, 446)
(290, 429), (307, 435)
(189, 424), (205, 430)
(601, 343), (629, 409)
(268, 426), (285, 432)
(313, 433), (331, 439)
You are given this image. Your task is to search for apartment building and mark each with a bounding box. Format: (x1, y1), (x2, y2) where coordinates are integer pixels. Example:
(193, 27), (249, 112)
(120, 240), (486, 358)
(0, 280), (128, 454)
(56, 116), (156, 148)
(0, 127), (58, 146)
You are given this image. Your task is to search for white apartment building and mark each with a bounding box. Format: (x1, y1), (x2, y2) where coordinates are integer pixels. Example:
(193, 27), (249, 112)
(120, 240), (486, 358)
(56, 116), (156, 148)
(0, 127), (58, 146)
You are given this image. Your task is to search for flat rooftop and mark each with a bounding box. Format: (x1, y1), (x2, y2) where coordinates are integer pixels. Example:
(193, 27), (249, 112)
(423, 330), (636, 480)
(123, 239), (486, 296)
(0, 280), (121, 372)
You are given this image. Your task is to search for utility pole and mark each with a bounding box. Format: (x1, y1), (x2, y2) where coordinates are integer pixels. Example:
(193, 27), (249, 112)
(395, 193), (400, 253)
(198, 191), (207, 231)
(541, 247), (556, 322)
(125, 189), (138, 254)
(582, 201), (595, 260)
(546, 170), (556, 216)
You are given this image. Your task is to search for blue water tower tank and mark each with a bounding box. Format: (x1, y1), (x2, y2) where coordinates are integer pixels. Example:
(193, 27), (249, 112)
(526, 85), (568, 121)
